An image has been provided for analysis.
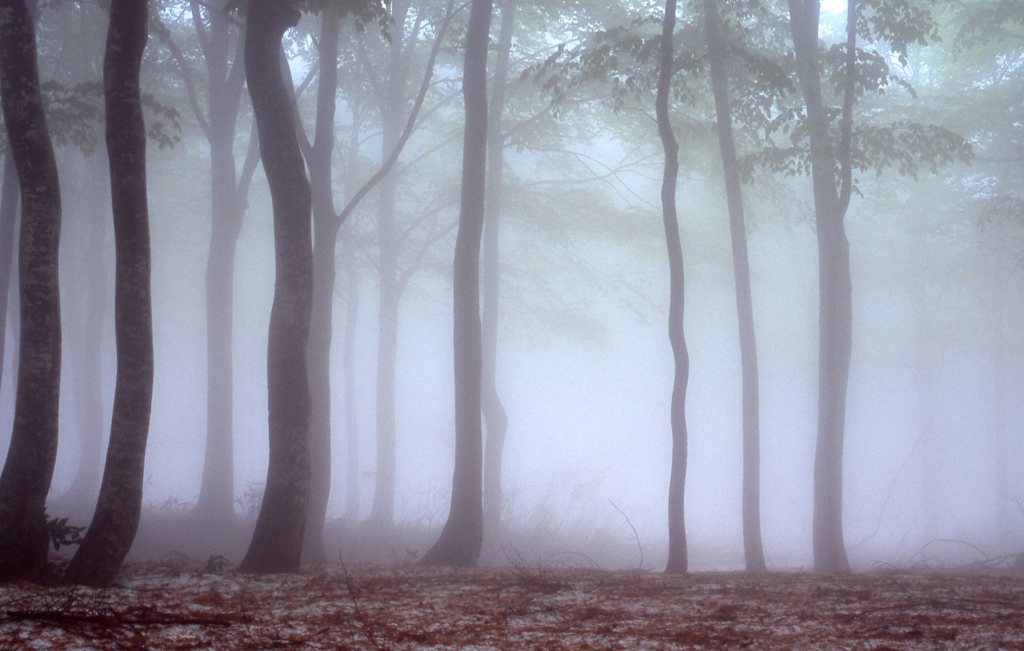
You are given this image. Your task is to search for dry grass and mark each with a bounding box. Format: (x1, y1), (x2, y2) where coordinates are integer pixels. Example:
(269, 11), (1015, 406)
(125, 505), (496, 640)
(2, 563), (1023, 648)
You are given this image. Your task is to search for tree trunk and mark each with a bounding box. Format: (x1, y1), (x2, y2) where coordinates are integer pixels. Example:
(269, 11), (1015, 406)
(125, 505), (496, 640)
(64, 171), (108, 517)
(421, 0), (492, 568)
(0, 0), (63, 583)
(788, 0), (853, 573)
(0, 150), (18, 398)
(342, 224), (361, 523)
(369, 0), (411, 528)
(702, 0), (765, 573)
(64, 0), (152, 587)
(196, 0), (248, 527)
(240, 0), (314, 574)
(481, 0), (515, 548)
(656, 0), (690, 576)
(303, 4), (341, 564)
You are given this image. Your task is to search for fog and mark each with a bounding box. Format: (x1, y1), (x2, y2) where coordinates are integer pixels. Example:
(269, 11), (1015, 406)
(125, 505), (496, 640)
(0, 0), (1021, 575)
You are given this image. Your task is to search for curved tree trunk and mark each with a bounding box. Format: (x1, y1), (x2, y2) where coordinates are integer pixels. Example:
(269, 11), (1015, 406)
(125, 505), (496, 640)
(0, 0), (63, 583)
(788, 0), (854, 573)
(481, 0), (515, 548)
(64, 0), (152, 587)
(702, 0), (765, 573)
(240, 0), (314, 574)
(657, 0), (690, 576)
(303, 4), (341, 564)
(421, 0), (493, 568)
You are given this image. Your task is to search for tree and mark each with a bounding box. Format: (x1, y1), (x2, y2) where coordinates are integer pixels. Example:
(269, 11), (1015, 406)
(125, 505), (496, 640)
(63, 0), (153, 587)
(239, 0), (314, 574)
(787, 0), (856, 574)
(0, 0), (63, 582)
(656, 0), (690, 575)
(422, 0), (493, 568)
(153, 0), (256, 528)
(481, 0), (515, 548)
(702, 0), (765, 573)
(0, 150), (16, 399)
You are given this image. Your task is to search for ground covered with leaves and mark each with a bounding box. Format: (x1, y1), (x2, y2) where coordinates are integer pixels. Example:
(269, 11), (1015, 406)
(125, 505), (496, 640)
(1, 562), (1023, 648)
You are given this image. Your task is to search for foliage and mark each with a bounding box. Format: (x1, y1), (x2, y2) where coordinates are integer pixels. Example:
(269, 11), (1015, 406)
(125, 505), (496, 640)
(45, 515), (85, 551)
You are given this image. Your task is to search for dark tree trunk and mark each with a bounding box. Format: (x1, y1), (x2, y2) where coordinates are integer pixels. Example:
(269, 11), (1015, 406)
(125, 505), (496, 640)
(788, 0), (854, 573)
(702, 0), (765, 574)
(0, 150), (17, 397)
(369, 0), (411, 528)
(240, 0), (314, 574)
(0, 0), (63, 583)
(303, 3), (341, 564)
(196, 0), (248, 527)
(64, 0), (152, 587)
(421, 0), (492, 568)
(481, 0), (515, 547)
(657, 0), (690, 576)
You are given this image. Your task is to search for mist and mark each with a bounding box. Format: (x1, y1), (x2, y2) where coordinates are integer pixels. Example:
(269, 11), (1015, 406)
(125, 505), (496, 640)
(0, 0), (1021, 585)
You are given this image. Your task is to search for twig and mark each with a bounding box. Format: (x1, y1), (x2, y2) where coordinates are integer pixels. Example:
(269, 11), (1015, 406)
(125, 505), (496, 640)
(608, 500), (644, 570)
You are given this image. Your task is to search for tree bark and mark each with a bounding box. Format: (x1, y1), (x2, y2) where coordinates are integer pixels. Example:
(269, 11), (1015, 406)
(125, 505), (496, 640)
(421, 0), (492, 568)
(788, 0), (854, 573)
(481, 0), (515, 548)
(303, 3), (341, 564)
(240, 0), (314, 574)
(342, 223), (360, 523)
(0, 0), (63, 583)
(195, 0), (249, 527)
(656, 0), (690, 576)
(64, 0), (152, 587)
(702, 0), (765, 573)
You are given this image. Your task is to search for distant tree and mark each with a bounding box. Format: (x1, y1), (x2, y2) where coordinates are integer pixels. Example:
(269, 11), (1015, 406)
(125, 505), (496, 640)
(63, 0), (153, 587)
(481, 0), (515, 547)
(0, 0), (63, 582)
(153, 0), (257, 528)
(656, 0), (690, 575)
(239, 0), (314, 574)
(0, 150), (16, 398)
(702, 0), (765, 573)
(421, 0), (493, 568)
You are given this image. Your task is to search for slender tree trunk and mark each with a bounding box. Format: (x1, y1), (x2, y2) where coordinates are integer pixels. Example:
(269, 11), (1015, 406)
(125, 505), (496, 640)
(991, 283), (1009, 532)
(370, 1), (411, 528)
(481, 0), (514, 547)
(64, 177), (108, 515)
(240, 0), (314, 574)
(788, 0), (853, 573)
(0, 0), (63, 582)
(303, 4), (341, 564)
(702, 0), (765, 573)
(0, 151), (18, 397)
(421, 0), (492, 568)
(343, 224), (361, 523)
(911, 278), (939, 537)
(64, 0), (152, 587)
(196, 0), (247, 526)
(656, 0), (690, 575)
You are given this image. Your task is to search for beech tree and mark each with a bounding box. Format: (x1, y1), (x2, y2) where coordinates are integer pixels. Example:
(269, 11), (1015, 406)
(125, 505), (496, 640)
(702, 0), (765, 573)
(422, 0), (493, 568)
(0, 0), (63, 582)
(63, 0), (153, 587)
(240, 0), (314, 574)
(656, 0), (690, 576)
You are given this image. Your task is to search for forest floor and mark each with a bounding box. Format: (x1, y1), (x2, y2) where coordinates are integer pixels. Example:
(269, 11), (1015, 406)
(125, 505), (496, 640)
(1, 561), (1023, 649)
